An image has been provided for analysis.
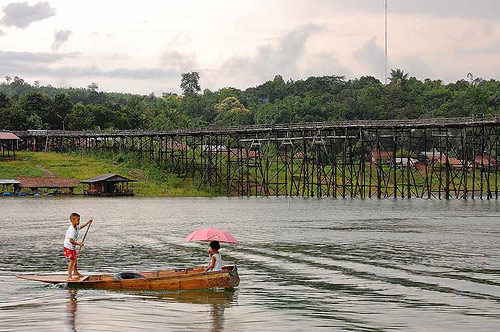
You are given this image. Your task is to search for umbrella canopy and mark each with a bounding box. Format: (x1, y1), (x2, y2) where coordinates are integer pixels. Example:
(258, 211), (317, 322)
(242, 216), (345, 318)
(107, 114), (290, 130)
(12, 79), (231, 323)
(184, 228), (239, 244)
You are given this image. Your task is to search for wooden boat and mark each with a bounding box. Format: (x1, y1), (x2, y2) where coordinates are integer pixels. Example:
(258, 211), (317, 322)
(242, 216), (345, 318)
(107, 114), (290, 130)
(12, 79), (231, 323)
(16, 265), (239, 291)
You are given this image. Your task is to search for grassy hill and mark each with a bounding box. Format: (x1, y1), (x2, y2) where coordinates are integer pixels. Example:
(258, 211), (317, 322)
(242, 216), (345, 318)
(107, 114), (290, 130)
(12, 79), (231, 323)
(0, 151), (217, 197)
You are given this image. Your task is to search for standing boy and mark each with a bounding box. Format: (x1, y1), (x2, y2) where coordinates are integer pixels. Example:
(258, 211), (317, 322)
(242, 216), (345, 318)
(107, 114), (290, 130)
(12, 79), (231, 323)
(64, 213), (93, 281)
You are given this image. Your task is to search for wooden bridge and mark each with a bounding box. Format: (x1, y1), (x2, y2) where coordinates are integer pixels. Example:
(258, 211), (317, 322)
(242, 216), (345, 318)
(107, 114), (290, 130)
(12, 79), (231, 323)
(12, 116), (500, 199)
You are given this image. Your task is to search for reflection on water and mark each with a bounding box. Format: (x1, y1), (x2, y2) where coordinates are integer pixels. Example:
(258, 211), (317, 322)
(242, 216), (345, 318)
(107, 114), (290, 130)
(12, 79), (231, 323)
(1, 197), (500, 331)
(66, 289), (78, 332)
(63, 288), (235, 332)
(138, 290), (235, 332)
(211, 304), (224, 332)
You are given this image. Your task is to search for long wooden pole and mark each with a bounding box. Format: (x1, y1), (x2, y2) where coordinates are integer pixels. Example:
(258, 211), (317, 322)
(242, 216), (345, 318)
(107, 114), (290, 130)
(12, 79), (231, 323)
(77, 221), (92, 256)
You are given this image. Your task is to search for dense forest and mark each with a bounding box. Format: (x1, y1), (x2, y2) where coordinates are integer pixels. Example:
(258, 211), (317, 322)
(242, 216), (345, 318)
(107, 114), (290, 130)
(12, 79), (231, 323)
(0, 70), (499, 131)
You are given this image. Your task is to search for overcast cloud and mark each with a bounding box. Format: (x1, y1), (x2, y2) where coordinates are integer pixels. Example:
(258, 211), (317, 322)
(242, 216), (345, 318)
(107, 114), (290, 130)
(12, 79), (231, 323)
(0, 50), (73, 64)
(0, 1), (55, 29)
(0, 0), (498, 94)
(218, 25), (323, 86)
(324, 0), (500, 20)
(52, 29), (72, 51)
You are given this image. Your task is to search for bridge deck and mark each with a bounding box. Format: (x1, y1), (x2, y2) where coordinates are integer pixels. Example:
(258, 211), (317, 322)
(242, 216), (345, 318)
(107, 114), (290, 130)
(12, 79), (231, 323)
(8, 116), (500, 137)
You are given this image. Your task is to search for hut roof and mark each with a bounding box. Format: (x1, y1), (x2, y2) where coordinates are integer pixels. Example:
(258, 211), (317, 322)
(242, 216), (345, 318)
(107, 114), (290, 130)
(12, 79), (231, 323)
(371, 150), (393, 159)
(0, 132), (20, 140)
(17, 177), (79, 188)
(80, 174), (135, 183)
(0, 179), (21, 185)
(475, 154), (498, 164)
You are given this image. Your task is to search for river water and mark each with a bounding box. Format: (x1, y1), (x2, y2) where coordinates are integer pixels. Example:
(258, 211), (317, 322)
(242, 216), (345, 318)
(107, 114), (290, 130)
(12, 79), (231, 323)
(0, 197), (499, 331)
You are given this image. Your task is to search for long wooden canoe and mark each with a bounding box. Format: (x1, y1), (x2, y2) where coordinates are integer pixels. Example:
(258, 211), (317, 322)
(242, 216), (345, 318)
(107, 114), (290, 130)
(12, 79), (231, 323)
(16, 265), (239, 291)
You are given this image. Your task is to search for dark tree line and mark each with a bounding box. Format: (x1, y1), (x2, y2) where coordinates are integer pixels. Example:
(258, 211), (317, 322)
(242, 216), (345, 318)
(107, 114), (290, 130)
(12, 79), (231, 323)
(0, 70), (499, 131)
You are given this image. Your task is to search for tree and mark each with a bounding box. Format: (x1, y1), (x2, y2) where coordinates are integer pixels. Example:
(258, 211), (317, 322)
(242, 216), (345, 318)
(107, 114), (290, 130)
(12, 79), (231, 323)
(20, 93), (51, 124)
(0, 103), (27, 129)
(213, 97), (253, 126)
(0, 92), (11, 109)
(389, 69), (409, 86)
(26, 114), (44, 129)
(180, 72), (201, 95)
(49, 94), (73, 129)
(124, 96), (147, 129)
(11, 76), (29, 95)
(87, 82), (99, 92)
(66, 103), (96, 130)
(467, 73), (485, 87)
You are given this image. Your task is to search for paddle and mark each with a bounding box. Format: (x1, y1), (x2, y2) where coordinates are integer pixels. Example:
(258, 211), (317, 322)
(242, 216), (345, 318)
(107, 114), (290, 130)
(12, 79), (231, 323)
(77, 219), (93, 256)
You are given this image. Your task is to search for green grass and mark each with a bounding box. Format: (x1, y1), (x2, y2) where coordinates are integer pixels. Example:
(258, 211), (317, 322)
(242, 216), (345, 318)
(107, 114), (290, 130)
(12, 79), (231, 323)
(0, 156), (44, 178)
(0, 151), (219, 197)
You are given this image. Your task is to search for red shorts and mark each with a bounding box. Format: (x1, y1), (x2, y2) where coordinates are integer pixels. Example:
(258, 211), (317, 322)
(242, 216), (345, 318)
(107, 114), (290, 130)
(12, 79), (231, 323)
(64, 247), (77, 259)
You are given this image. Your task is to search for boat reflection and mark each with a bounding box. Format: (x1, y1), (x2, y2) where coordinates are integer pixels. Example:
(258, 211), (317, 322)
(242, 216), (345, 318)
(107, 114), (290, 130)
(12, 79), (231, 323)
(139, 288), (237, 305)
(64, 289), (237, 332)
(139, 289), (237, 332)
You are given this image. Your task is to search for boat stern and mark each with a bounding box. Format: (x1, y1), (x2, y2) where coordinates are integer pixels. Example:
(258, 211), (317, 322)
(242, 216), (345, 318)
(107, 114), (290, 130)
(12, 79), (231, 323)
(226, 265), (240, 288)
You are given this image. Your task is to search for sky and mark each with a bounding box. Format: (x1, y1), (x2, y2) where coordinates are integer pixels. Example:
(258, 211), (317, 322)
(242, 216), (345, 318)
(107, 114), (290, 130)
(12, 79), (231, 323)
(0, 0), (499, 95)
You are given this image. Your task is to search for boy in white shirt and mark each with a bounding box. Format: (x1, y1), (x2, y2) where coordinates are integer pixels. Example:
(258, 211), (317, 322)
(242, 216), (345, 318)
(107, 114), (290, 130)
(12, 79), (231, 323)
(64, 213), (93, 280)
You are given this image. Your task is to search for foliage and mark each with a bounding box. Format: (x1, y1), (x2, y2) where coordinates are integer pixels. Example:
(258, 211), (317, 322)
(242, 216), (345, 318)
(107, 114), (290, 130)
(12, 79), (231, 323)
(390, 68), (409, 87)
(180, 72), (201, 96)
(213, 97), (253, 126)
(0, 71), (499, 132)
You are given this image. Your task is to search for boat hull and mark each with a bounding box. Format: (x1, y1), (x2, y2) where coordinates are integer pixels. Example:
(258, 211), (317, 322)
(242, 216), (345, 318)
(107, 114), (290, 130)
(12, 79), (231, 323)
(17, 266), (240, 291)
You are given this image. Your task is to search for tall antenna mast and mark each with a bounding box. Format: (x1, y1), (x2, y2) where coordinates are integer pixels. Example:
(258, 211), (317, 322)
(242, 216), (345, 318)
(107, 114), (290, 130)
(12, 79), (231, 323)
(384, 0), (388, 84)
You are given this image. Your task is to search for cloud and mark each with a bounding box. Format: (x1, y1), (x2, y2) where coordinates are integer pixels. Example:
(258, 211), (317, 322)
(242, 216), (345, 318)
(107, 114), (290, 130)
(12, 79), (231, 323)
(302, 52), (351, 78)
(0, 1), (56, 29)
(60, 66), (180, 80)
(0, 51), (181, 80)
(160, 50), (195, 71)
(389, 0), (500, 21)
(353, 37), (386, 80)
(215, 24), (323, 87)
(327, 0), (500, 21)
(455, 40), (500, 55)
(0, 29), (4, 36)
(398, 56), (433, 79)
(52, 30), (72, 51)
(0, 50), (73, 64)
(1, 64), (181, 80)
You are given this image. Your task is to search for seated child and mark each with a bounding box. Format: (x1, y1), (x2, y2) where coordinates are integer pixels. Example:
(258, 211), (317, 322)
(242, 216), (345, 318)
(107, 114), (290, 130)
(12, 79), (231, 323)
(64, 212), (93, 280)
(204, 240), (222, 273)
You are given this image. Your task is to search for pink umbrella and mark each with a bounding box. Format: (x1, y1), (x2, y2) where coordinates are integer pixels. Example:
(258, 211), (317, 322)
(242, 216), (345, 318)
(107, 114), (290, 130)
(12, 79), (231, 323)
(184, 228), (239, 244)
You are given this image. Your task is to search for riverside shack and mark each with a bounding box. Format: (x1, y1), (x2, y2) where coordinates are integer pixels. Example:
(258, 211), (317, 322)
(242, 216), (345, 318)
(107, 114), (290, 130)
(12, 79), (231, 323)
(0, 132), (20, 161)
(0, 179), (21, 195)
(17, 177), (79, 195)
(81, 174), (135, 196)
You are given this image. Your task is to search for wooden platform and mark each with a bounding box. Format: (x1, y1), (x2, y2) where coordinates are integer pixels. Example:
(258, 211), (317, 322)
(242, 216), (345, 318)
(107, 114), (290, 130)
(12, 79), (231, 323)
(16, 274), (89, 283)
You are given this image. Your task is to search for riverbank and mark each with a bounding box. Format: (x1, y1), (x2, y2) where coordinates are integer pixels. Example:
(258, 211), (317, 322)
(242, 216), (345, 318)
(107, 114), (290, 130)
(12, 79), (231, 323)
(0, 151), (218, 197)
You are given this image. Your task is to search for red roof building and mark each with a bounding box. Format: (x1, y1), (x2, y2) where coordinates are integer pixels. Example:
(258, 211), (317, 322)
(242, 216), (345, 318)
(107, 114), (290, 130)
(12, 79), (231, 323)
(0, 133), (20, 140)
(371, 150), (393, 163)
(475, 154), (499, 169)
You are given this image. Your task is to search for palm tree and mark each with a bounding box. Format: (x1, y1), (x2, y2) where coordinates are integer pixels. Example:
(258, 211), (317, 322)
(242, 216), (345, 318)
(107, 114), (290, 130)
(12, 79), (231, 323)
(389, 68), (409, 86)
